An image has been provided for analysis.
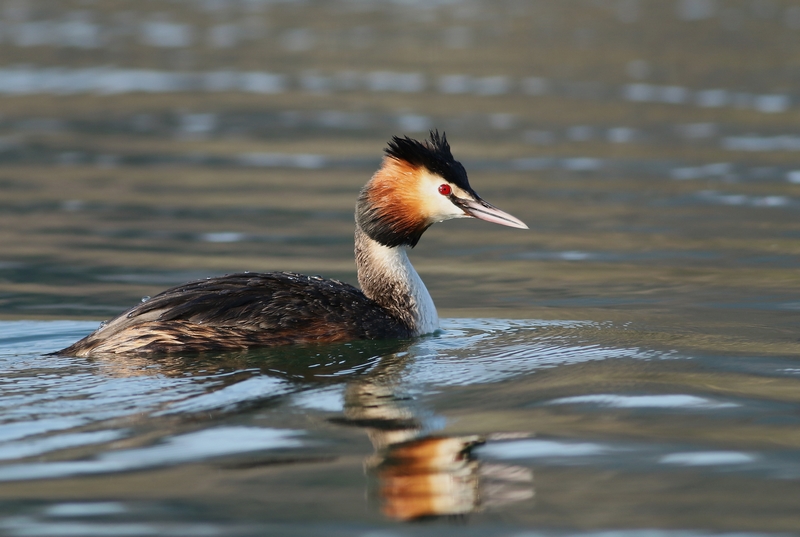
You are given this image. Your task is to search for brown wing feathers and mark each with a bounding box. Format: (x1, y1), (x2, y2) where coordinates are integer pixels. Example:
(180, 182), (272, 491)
(60, 273), (412, 355)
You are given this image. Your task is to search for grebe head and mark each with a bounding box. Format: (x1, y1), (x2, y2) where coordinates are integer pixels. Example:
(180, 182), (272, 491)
(357, 130), (528, 248)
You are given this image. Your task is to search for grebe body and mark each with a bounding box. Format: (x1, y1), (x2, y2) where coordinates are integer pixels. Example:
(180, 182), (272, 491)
(59, 132), (526, 356)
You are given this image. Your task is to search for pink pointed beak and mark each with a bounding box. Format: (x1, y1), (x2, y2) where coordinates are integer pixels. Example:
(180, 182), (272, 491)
(457, 197), (528, 229)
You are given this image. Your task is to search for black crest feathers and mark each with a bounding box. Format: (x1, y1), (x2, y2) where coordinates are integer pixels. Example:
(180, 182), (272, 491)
(357, 131), (473, 248)
(385, 130), (471, 191)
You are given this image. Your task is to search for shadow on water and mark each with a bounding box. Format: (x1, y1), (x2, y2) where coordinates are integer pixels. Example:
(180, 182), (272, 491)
(132, 338), (415, 384)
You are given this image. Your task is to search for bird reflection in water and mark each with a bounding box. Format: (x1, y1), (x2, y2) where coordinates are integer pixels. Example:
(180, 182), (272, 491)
(334, 347), (534, 521)
(89, 340), (533, 521)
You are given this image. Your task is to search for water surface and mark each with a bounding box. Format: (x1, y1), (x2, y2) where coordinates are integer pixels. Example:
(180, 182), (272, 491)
(2, 1), (800, 535)
(1, 310), (799, 536)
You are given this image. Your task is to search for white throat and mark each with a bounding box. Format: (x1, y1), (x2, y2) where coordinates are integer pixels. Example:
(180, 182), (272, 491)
(355, 228), (439, 336)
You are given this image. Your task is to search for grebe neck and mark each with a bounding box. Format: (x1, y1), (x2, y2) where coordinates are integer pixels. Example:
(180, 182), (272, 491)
(355, 226), (438, 336)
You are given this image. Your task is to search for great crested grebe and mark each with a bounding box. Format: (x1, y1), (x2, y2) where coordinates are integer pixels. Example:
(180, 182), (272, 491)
(58, 131), (527, 356)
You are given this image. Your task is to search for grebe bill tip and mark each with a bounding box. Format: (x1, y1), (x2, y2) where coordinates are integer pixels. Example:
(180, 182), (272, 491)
(453, 197), (528, 229)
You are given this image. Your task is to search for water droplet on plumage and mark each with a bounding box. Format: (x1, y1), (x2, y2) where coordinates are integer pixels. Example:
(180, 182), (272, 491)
(141, 296), (150, 302)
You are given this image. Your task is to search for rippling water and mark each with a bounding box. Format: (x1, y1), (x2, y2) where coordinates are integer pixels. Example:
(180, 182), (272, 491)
(3, 0), (800, 535)
(3, 163), (800, 528)
(1, 312), (799, 535)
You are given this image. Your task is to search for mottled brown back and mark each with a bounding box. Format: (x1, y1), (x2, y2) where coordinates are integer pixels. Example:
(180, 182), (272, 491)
(58, 272), (413, 356)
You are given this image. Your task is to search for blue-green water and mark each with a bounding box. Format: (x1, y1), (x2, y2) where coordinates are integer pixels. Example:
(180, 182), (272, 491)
(1, 315), (799, 535)
(3, 0), (800, 534)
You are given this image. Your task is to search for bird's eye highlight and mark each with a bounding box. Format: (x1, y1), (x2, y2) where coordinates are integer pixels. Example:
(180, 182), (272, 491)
(438, 184), (452, 196)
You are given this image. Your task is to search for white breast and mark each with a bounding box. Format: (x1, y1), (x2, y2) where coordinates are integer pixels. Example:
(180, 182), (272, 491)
(397, 248), (439, 335)
(363, 237), (440, 336)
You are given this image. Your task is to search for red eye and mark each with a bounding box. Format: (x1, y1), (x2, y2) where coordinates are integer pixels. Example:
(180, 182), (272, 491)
(438, 184), (452, 196)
